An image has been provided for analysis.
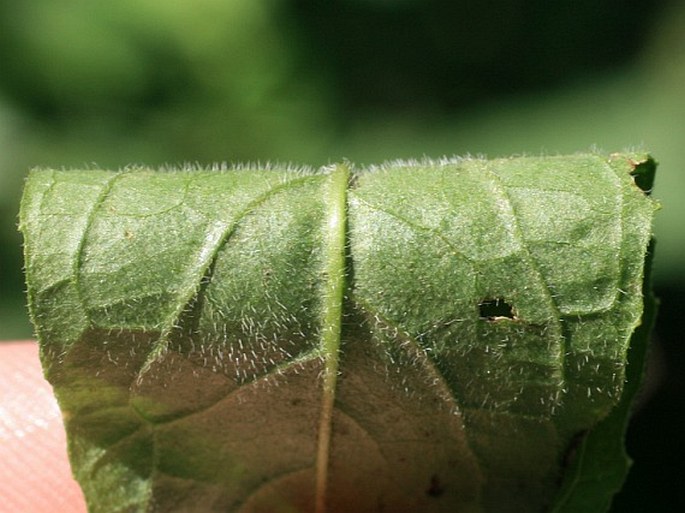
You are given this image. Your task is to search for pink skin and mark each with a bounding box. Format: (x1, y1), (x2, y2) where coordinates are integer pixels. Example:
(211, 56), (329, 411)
(0, 342), (87, 513)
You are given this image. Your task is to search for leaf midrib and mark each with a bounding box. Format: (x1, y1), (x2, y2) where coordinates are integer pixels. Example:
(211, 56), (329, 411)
(314, 164), (349, 513)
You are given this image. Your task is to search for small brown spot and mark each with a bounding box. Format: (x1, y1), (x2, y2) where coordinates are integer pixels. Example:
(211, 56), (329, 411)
(426, 475), (444, 498)
(559, 430), (588, 483)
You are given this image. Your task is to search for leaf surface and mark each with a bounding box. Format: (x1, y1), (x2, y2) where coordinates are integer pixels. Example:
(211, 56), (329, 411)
(20, 153), (657, 513)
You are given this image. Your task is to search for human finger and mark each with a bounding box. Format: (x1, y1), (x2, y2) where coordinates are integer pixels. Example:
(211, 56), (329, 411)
(0, 341), (87, 513)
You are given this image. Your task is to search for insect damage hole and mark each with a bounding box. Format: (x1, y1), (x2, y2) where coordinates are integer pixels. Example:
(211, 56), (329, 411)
(628, 157), (656, 195)
(478, 298), (515, 320)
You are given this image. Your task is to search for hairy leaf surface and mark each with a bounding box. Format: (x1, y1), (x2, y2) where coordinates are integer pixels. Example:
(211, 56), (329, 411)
(20, 153), (657, 513)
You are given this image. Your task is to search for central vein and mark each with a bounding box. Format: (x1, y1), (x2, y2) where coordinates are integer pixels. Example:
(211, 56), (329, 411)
(315, 163), (349, 513)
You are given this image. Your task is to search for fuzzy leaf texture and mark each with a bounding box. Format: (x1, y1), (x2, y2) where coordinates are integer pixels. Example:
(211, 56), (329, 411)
(20, 153), (657, 513)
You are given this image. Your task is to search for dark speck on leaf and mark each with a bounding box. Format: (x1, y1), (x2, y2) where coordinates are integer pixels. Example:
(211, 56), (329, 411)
(426, 475), (444, 498)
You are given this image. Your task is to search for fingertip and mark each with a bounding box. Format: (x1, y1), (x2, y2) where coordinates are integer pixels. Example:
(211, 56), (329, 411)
(0, 341), (87, 513)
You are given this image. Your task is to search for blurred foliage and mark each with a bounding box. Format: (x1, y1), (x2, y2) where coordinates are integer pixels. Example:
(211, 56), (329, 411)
(290, 0), (662, 112)
(0, 1), (683, 510)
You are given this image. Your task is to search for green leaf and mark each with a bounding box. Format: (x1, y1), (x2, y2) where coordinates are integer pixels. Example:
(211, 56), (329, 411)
(20, 153), (657, 513)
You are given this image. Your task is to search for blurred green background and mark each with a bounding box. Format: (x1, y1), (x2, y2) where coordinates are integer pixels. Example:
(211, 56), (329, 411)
(1, 0), (683, 510)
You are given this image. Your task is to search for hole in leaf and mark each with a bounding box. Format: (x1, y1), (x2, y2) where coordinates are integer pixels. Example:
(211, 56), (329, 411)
(628, 157), (656, 195)
(479, 298), (515, 320)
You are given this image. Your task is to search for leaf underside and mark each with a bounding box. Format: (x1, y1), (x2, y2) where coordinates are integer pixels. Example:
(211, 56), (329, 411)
(20, 153), (657, 513)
